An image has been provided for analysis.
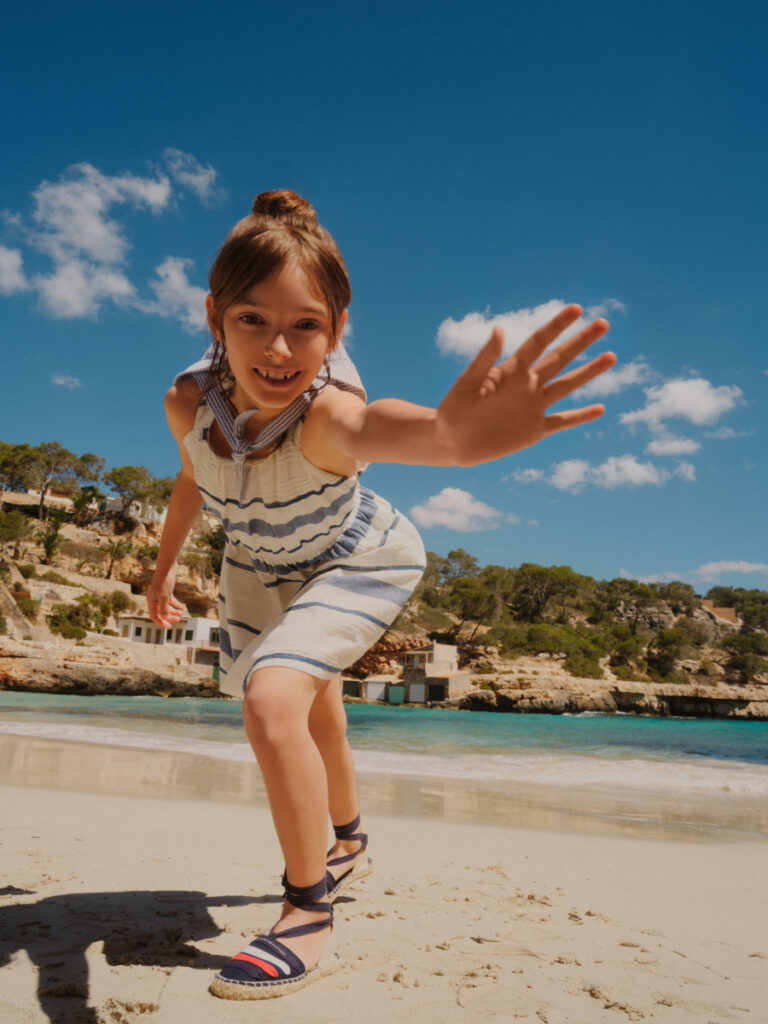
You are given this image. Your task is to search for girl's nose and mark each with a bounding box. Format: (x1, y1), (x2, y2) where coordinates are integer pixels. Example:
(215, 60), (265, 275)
(266, 332), (292, 360)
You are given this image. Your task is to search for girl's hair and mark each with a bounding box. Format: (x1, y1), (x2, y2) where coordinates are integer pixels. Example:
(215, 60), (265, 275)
(205, 190), (351, 395)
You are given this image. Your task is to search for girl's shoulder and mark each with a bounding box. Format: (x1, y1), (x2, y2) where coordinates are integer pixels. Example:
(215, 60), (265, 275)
(164, 377), (204, 445)
(300, 385), (365, 477)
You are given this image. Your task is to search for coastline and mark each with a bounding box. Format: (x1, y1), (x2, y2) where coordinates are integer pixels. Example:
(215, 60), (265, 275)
(2, 635), (767, 720)
(2, 766), (766, 1023)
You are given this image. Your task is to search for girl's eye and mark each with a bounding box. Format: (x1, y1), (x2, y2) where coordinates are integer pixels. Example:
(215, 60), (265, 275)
(296, 320), (321, 331)
(239, 314), (264, 325)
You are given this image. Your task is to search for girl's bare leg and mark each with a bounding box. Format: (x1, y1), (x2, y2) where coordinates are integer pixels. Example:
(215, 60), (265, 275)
(242, 665), (331, 968)
(308, 676), (368, 878)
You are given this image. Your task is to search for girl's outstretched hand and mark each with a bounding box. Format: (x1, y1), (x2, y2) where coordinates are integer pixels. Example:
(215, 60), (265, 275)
(435, 305), (615, 466)
(147, 565), (186, 629)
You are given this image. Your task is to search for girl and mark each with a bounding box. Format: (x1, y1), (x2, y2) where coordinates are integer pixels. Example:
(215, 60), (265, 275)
(147, 190), (615, 1000)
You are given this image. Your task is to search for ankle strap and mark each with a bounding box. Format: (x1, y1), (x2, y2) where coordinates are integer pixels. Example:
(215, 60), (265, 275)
(328, 814), (368, 868)
(333, 814), (362, 841)
(273, 876), (333, 941)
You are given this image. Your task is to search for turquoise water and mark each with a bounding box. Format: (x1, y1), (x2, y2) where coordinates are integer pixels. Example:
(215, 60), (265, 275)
(1, 691), (767, 796)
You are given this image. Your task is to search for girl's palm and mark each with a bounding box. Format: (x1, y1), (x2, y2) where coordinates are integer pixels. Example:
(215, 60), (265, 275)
(436, 305), (615, 465)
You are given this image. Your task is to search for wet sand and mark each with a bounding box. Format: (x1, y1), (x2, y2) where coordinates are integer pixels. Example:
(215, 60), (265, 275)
(1, 736), (767, 1023)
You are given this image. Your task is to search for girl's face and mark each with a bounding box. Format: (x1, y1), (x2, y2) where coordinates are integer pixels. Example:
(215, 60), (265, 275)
(209, 262), (345, 418)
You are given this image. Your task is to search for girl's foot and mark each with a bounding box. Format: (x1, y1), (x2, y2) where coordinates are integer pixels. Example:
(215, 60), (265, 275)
(211, 878), (338, 1000)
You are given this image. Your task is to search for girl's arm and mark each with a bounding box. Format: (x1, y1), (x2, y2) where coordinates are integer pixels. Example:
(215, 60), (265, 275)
(147, 382), (205, 628)
(304, 305), (616, 469)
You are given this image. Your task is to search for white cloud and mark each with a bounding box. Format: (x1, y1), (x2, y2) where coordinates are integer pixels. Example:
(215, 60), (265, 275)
(619, 567), (682, 584)
(163, 148), (220, 204)
(409, 487), (511, 532)
(578, 359), (652, 399)
(620, 377), (742, 430)
(51, 373), (82, 389)
(692, 560), (768, 583)
(33, 258), (136, 318)
(526, 519), (539, 527)
(30, 162), (171, 265)
(704, 426), (751, 440)
(528, 454), (698, 492)
(140, 257), (208, 333)
(586, 298), (628, 318)
(436, 297), (622, 360)
(0, 156), (214, 330)
(505, 467), (544, 484)
(645, 435), (701, 456)
(549, 459), (592, 491)
(674, 461), (696, 481)
(0, 245), (29, 294)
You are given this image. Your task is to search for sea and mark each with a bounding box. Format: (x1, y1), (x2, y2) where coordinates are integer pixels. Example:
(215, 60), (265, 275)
(2, 691), (767, 840)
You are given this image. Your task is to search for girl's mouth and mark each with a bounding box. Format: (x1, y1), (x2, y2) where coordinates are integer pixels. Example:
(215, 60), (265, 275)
(253, 368), (302, 386)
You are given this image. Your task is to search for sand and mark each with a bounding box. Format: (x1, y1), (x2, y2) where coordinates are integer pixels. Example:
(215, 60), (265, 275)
(1, 741), (766, 1024)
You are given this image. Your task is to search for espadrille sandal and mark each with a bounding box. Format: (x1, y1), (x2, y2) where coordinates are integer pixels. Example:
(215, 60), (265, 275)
(210, 877), (339, 1000)
(326, 813), (373, 900)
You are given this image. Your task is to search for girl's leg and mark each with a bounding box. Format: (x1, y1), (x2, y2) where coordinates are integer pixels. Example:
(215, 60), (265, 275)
(308, 676), (368, 879)
(242, 665), (330, 968)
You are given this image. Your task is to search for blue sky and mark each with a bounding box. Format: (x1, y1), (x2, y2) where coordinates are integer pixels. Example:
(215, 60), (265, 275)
(1, 0), (766, 592)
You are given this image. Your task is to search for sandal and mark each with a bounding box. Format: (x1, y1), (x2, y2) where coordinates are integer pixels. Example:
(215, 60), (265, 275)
(326, 813), (373, 900)
(210, 877), (340, 1000)
(279, 814), (373, 901)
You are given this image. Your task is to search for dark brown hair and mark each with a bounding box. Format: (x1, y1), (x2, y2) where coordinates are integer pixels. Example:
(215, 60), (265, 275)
(205, 190), (351, 394)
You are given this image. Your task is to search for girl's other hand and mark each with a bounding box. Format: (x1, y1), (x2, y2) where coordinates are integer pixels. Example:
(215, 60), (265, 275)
(147, 565), (185, 628)
(436, 305), (616, 466)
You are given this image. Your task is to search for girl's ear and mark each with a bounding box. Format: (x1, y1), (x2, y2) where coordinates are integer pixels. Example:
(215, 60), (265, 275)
(332, 309), (348, 350)
(206, 294), (222, 342)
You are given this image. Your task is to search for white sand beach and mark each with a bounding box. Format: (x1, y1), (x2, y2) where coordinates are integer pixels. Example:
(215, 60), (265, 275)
(1, 738), (766, 1024)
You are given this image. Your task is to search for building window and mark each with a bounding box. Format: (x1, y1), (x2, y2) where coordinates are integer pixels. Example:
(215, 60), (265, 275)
(135, 626), (142, 637)
(185, 629), (193, 642)
(166, 629), (172, 640)
(210, 629), (219, 644)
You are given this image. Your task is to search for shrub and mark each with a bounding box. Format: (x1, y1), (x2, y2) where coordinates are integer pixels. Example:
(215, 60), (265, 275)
(17, 563), (37, 579)
(40, 570), (69, 585)
(0, 611), (6, 634)
(14, 593), (39, 621)
(110, 590), (132, 614)
(102, 628), (118, 636)
(137, 543), (160, 565)
(564, 652), (604, 679)
(55, 622), (87, 640)
(611, 664), (649, 682)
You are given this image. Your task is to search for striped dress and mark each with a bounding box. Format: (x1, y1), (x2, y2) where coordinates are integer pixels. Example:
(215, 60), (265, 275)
(182, 392), (426, 698)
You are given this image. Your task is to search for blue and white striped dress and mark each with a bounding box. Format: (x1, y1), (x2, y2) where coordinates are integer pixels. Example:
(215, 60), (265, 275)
(179, 355), (425, 697)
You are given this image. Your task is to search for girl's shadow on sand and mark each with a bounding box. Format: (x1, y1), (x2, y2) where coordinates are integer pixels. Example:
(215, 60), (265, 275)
(0, 885), (273, 1024)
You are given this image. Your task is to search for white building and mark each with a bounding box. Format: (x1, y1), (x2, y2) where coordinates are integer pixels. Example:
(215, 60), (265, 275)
(116, 613), (220, 671)
(402, 642), (459, 675)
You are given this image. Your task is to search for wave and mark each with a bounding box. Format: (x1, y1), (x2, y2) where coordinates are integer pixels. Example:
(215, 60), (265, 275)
(3, 720), (768, 797)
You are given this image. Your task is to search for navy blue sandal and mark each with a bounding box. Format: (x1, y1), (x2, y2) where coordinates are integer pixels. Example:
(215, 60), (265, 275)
(210, 877), (339, 1000)
(326, 814), (373, 899)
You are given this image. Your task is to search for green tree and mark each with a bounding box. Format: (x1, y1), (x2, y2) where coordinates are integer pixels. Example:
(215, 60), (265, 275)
(38, 513), (65, 565)
(601, 578), (660, 635)
(512, 563), (558, 621)
(656, 581), (698, 616)
(550, 565), (591, 624)
(449, 576), (495, 640)
(721, 633), (768, 683)
(104, 539), (132, 579)
(441, 548), (480, 583)
(0, 508), (36, 560)
(646, 627), (687, 679)
(479, 564), (516, 621)
(0, 442), (36, 493)
(104, 465), (152, 516)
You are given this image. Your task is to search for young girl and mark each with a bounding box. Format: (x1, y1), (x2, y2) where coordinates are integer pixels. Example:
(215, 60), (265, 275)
(147, 190), (614, 1000)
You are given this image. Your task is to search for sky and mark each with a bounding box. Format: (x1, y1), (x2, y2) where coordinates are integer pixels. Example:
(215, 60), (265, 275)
(1, 0), (766, 593)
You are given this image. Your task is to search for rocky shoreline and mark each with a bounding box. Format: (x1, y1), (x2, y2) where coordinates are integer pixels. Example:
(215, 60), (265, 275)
(2, 636), (767, 719)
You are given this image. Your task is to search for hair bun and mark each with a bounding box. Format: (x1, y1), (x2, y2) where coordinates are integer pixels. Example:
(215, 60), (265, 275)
(252, 190), (319, 229)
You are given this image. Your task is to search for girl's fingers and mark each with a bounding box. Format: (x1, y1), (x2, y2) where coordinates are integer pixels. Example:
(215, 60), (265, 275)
(453, 327), (504, 391)
(512, 304), (584, 370)
(541, 351), (617, 405)
(534, 319), (611, 384)
(543, 403), (606, 434)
